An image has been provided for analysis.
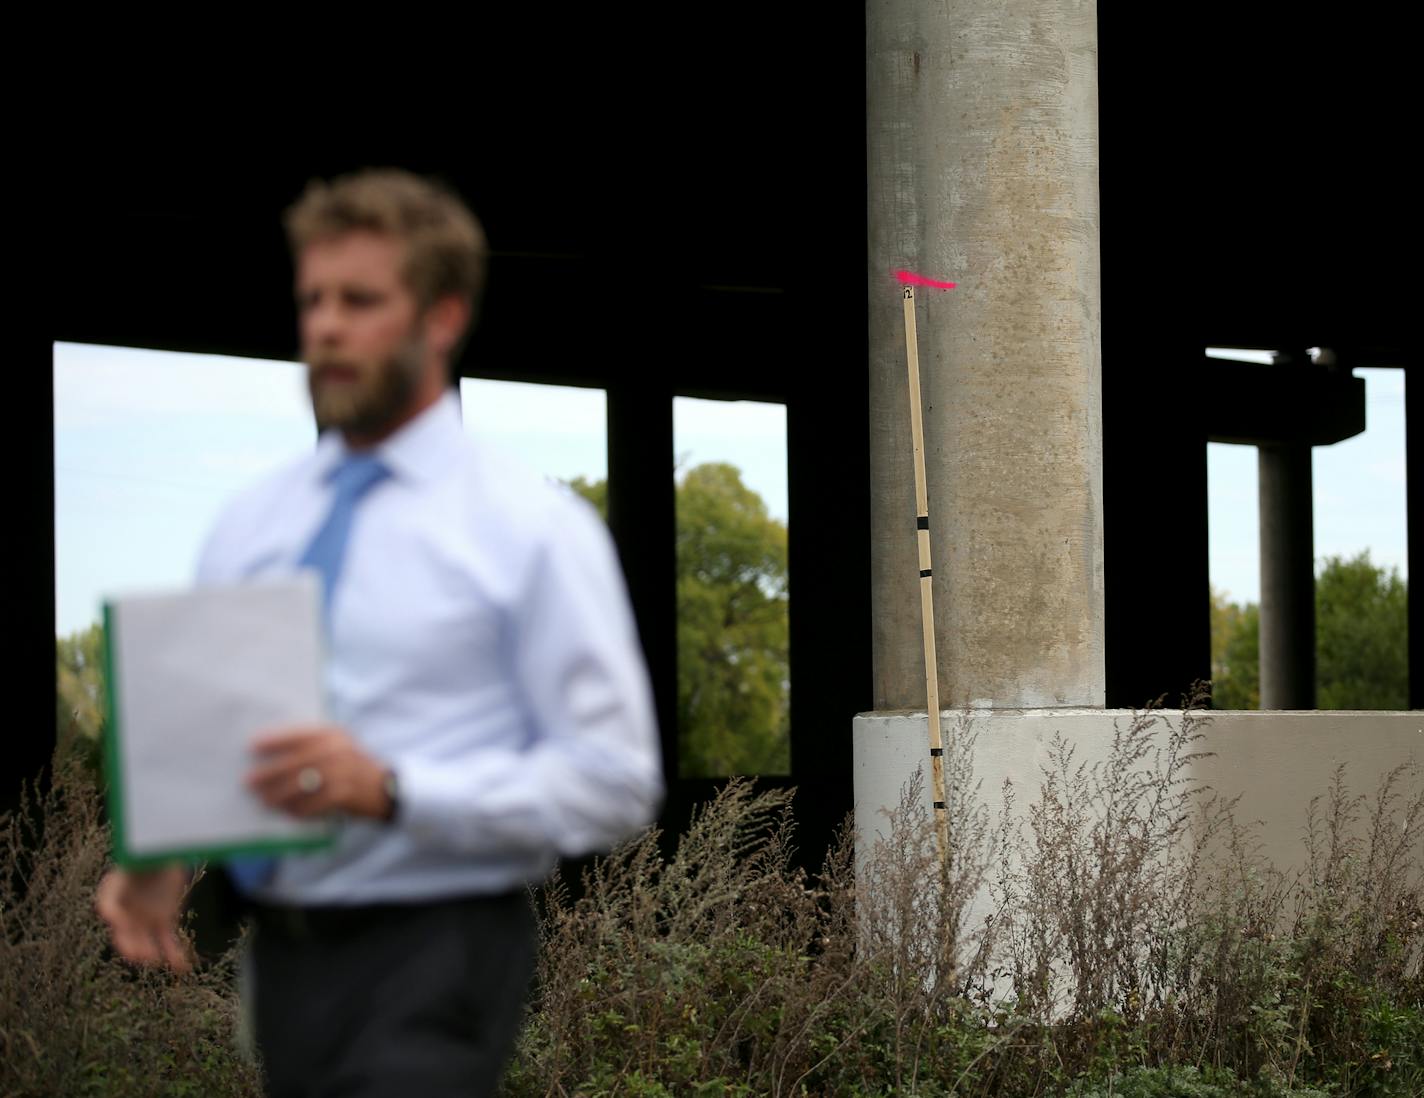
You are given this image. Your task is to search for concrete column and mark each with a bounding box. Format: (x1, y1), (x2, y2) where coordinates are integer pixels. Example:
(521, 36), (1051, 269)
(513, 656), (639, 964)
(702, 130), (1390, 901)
(1257, 443), (1316, 709)
(866, 0), (1103, 709)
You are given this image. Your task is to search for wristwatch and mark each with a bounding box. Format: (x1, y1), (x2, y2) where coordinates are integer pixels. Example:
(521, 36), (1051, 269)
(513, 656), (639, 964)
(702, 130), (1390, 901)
(380, 768), (400, 823)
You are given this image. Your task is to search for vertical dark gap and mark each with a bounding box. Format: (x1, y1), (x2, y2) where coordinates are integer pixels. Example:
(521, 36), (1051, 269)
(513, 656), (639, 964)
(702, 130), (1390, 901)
(606, 386), (678, 792)
(1406, 365), (1423, 708)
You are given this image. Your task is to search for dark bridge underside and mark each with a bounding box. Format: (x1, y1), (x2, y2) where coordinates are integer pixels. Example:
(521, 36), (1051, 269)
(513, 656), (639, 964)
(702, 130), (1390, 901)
(18, 11), (1415, 861)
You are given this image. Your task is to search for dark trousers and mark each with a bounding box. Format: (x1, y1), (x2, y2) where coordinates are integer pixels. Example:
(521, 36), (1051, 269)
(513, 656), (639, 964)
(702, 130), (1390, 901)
(245, 891), (536, 1098)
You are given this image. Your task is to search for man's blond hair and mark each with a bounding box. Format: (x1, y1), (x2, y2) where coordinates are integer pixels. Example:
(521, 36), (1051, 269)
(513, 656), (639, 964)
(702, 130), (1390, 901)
(285, 169), (488, 331)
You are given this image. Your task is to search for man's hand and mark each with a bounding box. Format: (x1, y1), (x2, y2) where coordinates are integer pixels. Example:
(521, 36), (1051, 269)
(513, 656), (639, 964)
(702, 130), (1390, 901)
(247, 724), (394, 821)
(94, 865), (194, 973)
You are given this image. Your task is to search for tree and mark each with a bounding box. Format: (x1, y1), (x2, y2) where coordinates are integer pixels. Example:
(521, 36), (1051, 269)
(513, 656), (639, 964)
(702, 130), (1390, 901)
(565, 475), (607, 521)
(566, 463), (790, 778)
(55, 622), (107, 775)
(1209, 586), (1259, 710)
(674, 463), (789, 777)
(1209, 551), (1407, 710)
(1315, 551), (1407, 709)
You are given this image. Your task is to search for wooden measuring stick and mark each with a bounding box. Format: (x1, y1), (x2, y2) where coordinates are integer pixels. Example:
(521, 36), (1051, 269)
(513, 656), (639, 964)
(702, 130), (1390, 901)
(901, 282), (950, 861)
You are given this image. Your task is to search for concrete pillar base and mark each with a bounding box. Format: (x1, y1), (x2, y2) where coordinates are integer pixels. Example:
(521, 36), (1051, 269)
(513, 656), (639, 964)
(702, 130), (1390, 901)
(854, 708), (1422, 884)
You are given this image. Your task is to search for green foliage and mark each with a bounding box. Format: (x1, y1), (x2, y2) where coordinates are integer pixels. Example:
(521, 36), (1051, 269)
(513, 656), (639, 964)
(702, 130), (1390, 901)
(1210, 587), (1259, 710)
(674, 463), (789, 777)
(1315, 551), (1408, 709)
(565, 474), (608, 521)
(1063, 1064), (1331, 1097)
(567, 463), (790, 778)
(1210, 552), (1408, 710)
(56, 622), (107, 776)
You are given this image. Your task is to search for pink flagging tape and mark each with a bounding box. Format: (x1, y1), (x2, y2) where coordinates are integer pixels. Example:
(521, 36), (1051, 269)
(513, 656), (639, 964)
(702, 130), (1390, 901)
(895, 269), (958, 289)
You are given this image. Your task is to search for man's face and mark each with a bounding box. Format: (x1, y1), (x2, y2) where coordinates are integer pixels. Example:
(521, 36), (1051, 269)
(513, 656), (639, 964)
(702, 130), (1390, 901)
(296, 231), (430, 440)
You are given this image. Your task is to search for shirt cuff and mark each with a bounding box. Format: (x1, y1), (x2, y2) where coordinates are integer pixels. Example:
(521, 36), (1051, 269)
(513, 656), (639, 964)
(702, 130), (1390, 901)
(389, 753), (550, 855)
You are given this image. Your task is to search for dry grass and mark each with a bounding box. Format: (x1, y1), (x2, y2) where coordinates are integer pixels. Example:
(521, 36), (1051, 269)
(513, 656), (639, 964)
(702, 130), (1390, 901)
(4, 694), (1421, 1096)
(0, 754), (262, 1098)
(500, 692), (1422, 1096)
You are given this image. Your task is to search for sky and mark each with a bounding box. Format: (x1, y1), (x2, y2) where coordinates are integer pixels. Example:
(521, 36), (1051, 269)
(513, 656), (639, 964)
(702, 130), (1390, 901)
(53, 344), (789, 637)
(455, 377), (790, 521)
(1205, 351), (1406, 606)
(54, 342), (1403, 636)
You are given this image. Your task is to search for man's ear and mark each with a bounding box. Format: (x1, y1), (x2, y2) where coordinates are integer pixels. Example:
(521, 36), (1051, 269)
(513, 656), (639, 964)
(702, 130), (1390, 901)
(424, 295), (472, 358)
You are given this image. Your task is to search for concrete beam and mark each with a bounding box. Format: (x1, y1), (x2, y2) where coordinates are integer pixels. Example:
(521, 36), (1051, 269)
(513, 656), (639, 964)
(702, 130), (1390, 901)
(1204, 358), (1364, 446)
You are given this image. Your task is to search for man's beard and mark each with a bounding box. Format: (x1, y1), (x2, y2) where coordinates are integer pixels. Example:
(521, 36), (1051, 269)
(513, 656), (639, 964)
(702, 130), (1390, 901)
(307, 333), (426, 439)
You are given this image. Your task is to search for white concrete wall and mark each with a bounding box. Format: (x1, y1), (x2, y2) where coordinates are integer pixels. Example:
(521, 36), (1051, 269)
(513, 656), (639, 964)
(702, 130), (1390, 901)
(855, 708), (1423, 886)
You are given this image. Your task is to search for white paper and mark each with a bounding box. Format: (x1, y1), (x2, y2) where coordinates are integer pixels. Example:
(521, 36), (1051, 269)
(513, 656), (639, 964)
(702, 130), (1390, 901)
(107, 574), (333, 859)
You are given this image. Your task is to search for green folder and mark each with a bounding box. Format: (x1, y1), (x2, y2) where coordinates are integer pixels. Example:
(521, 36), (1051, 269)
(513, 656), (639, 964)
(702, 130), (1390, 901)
(101, 576), (336, 869)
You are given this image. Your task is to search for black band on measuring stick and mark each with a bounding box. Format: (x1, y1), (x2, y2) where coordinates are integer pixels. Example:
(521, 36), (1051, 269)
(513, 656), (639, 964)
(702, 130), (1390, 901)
(916, 515), (929, 530)
(933, 801), (946, 810)
(929, 747), (943, 757)
(919, 568), (932, 578)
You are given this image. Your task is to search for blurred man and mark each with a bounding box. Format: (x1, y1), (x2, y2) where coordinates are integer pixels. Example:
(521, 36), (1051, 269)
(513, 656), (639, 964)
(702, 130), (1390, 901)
(96, 169), (663, 1097)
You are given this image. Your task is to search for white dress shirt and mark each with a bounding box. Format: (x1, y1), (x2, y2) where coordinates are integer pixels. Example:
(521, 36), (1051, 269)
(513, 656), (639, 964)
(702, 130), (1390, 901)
(196, 390), (664, 905)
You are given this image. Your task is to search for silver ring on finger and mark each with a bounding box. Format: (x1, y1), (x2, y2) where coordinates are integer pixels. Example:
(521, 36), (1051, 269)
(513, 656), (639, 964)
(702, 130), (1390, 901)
(297, 766), (323, 795)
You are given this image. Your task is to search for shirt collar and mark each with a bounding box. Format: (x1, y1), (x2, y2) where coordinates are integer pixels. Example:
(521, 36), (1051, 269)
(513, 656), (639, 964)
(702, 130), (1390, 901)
(312, 389), (464, 486)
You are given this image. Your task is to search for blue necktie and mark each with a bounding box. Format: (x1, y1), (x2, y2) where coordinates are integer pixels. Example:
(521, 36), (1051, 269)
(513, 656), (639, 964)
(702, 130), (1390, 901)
(227, 454), (391, 895)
